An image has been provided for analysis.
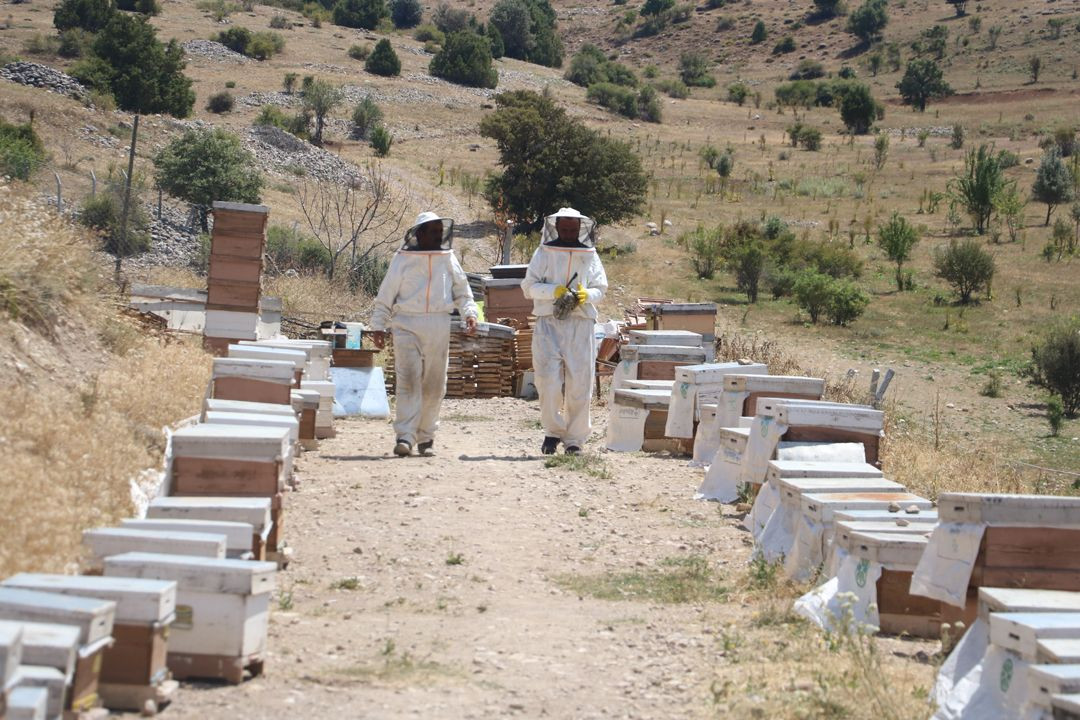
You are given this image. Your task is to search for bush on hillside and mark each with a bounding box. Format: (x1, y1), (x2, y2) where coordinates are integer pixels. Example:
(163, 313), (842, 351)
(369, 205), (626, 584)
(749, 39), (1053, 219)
(79, 187), (152, 256)
(369, 125), (392, 156)
(0, 118), (48, 181)
(432, 2), (474, 33)
(932, 238), (995, 304)
(266, 224), (331, 273)
(54, 0), (113, 32)
(429, 31), (497, 88)
(1028, 319), (1080, 417)
(115, 0), (161, 15)
(347, 43), (371, 60)
(365, 38), (400, 76)
(390, 0), (422, 28)
(351, 96), (383, 139)
(679, 51), (715, 87)
(206, 91), (234, 113)
(414, 25), (444, 44)
(332, 0), (387, 30)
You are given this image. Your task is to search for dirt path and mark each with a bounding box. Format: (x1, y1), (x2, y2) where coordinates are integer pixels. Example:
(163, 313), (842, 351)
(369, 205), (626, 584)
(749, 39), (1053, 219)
(157, 398), (754, 719)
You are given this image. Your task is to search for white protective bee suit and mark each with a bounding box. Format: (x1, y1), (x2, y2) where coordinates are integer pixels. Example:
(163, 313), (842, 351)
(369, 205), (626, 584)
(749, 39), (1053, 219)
(370, 214), (478, 446)
(521, 208), (608, 449)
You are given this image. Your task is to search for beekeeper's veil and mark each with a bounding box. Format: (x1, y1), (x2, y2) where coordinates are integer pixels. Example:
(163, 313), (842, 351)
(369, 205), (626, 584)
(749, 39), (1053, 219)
(541, 207), (596, 248)
(403, 211), (454, 251)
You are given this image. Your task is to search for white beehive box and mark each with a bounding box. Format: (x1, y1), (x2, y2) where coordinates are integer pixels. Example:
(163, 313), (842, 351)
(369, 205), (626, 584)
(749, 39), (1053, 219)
(290, 389), (320, 412)
(239, 339), (332, 381)
(147, 497), (271, 541)
(619, 345), (708, 363)
(622, 379), (675, 391)
(767, 460), (883, 482)
(777, 477), (905, 508)
(104, 553), (275, 658)
(775, 403), (885, 432)
(613, 388), (671, 409)
(203, 411), (300, 444)
(628, 330), (702, 347)
(227, 344), (306, 371)
(170, 424), (290, 463)
(212, 358), (295, 384)
(7, 685), (48, 720)
(2, 575), (176, 627)
(724, 374), (825, 396)
(15, 622), (80, 682)
(1040, 639), (1080, 664)
(938, 493), (1080, 525)
(840, 530), (929, 570)
(82, 528), (226, 571)
(0, 620), (23, 692)
(978, 588), (1080, 624)
(990, 613), (1080, 660)
(204, 398), (296, 416)
(300, 380), (336, 433)
(205, 309), (258, 341)
(1028, 664), (1080, 711)
(121, 519), (255, 558)
(674, 362), (767, 386)
(802, 492), (935, 523)
(11, 667), (66, 720)
(833, 508), (939, 523)
(834, 520), (935, 549)
(0, 589), (114, 646)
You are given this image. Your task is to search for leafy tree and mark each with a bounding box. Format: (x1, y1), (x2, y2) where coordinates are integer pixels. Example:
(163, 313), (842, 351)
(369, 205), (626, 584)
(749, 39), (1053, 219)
(429, 31), (497, 88)
(486, 22), (505, 59)
(948, 144), (1011, 234)
(1032, 148), (1076, 225)
(773, 35), (796, 54)
(0, 118), (47, 181)
(365, 38), (401, 76)
(153, 128), (263, 232)
(727, 82), (750, 105)
(680, 52), (715, 87)
(913, 24), (948, 60)
(846, 0), (887, 45)
(351, 96), (383, 139)
(432, 2), (474, 33)
(793, 270), (834, 323)
(587, 83), (638, 118)
(876, 212), (919, 290)
(642, 0), (674, 15)
(489, 0), (562, 67)
(80, 14), (194, 117)
(565, 45), (637, 88)
(933, 238), (995, 304)
(897, 58), (953, 111)
(116, 0), (160, 14)
(390, 0), (422, 28)
(826, 279), (870, 325)
(716, 151), (734, 194)
(838, 83), (877, 134)
(750, 20), (766, 44)
(724, 227), (766, 303)
(812, 0), (846, 19)
(683, 225), (723, 279)
(1029, 319), (1080, 417)
(370, 125), (392, 156)
(1028, 55), (1041, 83)
(479, 90), (647, 227)
(332, 0), (387, 30)
(54, 0), (114, 32)
(216, 26), (252, 54)
(301, 78), (343, 146)
(799, 127), (822, 150)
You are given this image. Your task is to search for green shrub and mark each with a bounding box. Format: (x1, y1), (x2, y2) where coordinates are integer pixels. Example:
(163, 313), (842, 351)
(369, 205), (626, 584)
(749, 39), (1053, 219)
(932, 238), (995, 304)
(215, 26), (253, 54)
(23, 33), (61, 56)
(772, 35), (796, 54)
(727, 82), (750, 105)
(1047, 395), (1065, 436)
(767, 267), (798, 299)
(78, 189), (152, 256)
(799, 127), (822, 150)
(0, 118), (47, 181)
(266, 224), (330, 273)
(683, 225), (723, 279)
(390, 0), (422, 28)
(332, 0), (388, 29)
(414, 24), (444, 44)
(347, 43), (371, 60)
(637, 85), (662, 123)
(350, 96), (383, 139)
(54, 0), (114, 32)
(789, 59), (824, 80)
(370, 125), (392, 156)
(750, 19), (766, 43)
(679, 52), (715, 87)
(269, 14), (292, 28)
(1028, 319), (1080, 417)
(825, 278), (869, 325)
(206, 91), (234, 113)
(587, 82), (638, 118)
(429, 31), (497, 88)
(254, 104), (289, 128)
(793, 270), (833, 323)
(365, 38), (400, 76)
(116, 0), (161, 14)
(565, 44), (637, 88)
(245, 31), (285, 60)
(654, 78), (689, 99)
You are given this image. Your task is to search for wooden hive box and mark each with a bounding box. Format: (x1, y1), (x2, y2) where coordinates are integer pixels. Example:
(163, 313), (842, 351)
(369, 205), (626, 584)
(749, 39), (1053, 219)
(240, 339), (332, 381)
(81, 528), (226, 573)
(483, 278), (531, 324)
(932, 494), (1080, 627)
(207, 202), (268, 313)
(725, 375), (826, 417)
(844, 531), (941, 637)
(608, 388), (692, 454)
(11, 666), (66, 720)
(227, 345), (306, 387)
(203, 411), (300, 445)
(212, 358), (296, 406)
(2, 575), (176, 708)
(104, 553), (276, 685)
(773, 403), (886, 467)
(147, 497), (272, 560)
(168, 424), (291, 498)
(121, 519), (256, 560)
(299, 380), (336, 438)
(619, 345), (709, 384)
(0, 589), (116, 714)
(290, 390), (320, 449)
(646, 302), (717, 340)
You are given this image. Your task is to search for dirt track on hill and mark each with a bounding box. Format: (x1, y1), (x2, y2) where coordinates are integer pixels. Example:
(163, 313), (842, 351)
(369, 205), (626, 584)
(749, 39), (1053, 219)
(152, 398), (755, 720)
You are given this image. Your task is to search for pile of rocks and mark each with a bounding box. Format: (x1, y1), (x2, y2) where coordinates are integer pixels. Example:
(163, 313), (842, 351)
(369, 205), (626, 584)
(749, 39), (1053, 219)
(0, 61), (88, 100)
(181, 39), (251, 64)
(245, 125), (361, 185)
(239, 90), (298, 108)
(140, 201), (204, 268)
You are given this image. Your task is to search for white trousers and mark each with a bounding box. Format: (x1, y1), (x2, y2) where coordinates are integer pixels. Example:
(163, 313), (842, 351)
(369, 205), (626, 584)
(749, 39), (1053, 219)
(532, 315), (596, 448)
(391, 313), (450, 445)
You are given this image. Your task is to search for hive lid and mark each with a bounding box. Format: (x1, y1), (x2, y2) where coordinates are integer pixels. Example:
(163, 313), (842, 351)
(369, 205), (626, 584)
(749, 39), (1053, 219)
(1027, 663), (1080, 702)
(7, 685), (49, 716)
(622, 379), (675, 390)
(204, 398), (296, 416)
(147, 496), (272, 533)
(768, 460), (883, 480)
(724, 375), (825, 393)
(170, 423), (290, 461)
(104, 552), (277, 596)
(3, 574), (177, 625)
(1038, 638), (1080, 664)
(832, 508), (939, 523)
(774, 403), (885, 431)
(777, 477), (903, 500)
(842, 530), (929, 567)
(0, 588), (115, 646)
(801, 492), (934, 521)
(121, 519), (254, 553)
(628, 329), (702, 346)
(978, 588), (1080, 623)
(674, 362), (767, 384)
(0, 620), (22, 690)
(613, 388), (671, 409)
(989, 612), (1080, 660)
(14, 622), (80, 680)
(227, 345), (307, 370)
(204, 411), (299, 430)
(212, 357), (295, 383)
(620, 345), (708, 360)
(83, 528), (226, 563)
(938, 493), (1080, 525)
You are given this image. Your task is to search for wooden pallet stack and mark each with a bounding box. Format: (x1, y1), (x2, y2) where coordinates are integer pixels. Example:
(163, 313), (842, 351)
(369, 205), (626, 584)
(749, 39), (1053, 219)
(203, 202), (269, 356)
(446, 322), (516, 399)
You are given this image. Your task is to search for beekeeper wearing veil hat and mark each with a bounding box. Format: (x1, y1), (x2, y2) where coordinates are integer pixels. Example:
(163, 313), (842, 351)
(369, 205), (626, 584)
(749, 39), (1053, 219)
(521, 207), (608, 456)
(370, 211), (478, 457)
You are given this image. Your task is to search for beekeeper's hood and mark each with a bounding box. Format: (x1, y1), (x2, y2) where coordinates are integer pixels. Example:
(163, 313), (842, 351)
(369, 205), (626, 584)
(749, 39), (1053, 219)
(541, 207), (596, 248)
(403, 211), (454, 251)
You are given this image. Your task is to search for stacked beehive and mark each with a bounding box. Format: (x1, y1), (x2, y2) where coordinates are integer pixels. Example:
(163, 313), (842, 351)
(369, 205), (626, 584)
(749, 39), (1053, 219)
(445, 322), (516, 399)
(203, 202), (269, 356)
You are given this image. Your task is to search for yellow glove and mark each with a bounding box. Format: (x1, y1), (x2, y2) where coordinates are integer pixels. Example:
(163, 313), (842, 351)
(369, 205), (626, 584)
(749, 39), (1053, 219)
(575, 283), (588, 305)
(554, 285), (569, 299)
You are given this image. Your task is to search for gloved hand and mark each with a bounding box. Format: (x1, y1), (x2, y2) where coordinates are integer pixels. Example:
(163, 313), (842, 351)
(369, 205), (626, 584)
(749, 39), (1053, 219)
(464, 316), (478, 336)
(554, 285), (570, 299)
(574, 283), (588, 305)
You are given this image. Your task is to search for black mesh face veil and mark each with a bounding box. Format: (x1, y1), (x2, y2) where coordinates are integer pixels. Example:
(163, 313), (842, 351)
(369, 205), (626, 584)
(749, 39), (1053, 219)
(403, 217), (455, 251)
(542, 208), (596, 248)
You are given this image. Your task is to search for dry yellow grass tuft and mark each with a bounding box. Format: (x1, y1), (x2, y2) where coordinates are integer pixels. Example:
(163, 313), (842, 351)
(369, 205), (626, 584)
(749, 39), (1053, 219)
(0, 183), (211, 577)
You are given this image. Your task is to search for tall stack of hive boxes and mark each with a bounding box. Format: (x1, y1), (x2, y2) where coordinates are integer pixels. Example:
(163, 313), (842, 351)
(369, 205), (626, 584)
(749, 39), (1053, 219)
(203, 202), (269, 356)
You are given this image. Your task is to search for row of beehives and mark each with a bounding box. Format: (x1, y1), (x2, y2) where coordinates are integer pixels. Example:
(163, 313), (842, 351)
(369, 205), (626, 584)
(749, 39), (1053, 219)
(0, 338), (336, 720)
(604, 329), (1080, 720)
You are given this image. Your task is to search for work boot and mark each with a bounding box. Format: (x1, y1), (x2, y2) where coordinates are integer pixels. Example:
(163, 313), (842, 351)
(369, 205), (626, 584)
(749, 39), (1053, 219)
(417, 440), (435, 457)
(564, 445), (582, 456)
(393, 439), (412, 457)
(541, 436), (560, 455)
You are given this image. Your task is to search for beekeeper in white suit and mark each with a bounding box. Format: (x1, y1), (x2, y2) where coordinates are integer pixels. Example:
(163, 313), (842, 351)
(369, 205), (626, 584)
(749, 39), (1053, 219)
(522, 207), (608, 456)
(370, 212), (478, 457)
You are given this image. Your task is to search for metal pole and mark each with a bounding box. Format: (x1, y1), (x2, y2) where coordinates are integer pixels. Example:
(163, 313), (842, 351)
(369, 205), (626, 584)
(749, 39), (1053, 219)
(116, 114), (139, 285)
(53, 172), (61, 213)
(90, 169), (96, 198)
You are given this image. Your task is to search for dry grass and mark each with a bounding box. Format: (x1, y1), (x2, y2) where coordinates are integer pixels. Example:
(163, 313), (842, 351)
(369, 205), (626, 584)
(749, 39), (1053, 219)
(0, 185), (211, 577)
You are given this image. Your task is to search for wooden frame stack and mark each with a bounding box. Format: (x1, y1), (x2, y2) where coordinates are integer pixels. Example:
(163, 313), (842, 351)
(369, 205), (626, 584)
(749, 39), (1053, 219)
(203, 202), (269, 356)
